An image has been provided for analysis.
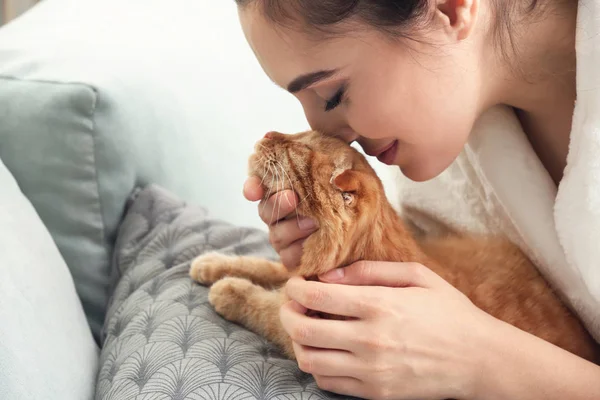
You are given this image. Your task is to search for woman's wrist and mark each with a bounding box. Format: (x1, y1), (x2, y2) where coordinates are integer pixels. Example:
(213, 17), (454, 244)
(472, 315), (600, 400)
(471, 316), (533, 400)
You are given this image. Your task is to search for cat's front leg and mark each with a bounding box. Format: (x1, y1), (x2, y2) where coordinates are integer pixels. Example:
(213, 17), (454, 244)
(189, 252), (289, 287)
(209, 277), (295, 358)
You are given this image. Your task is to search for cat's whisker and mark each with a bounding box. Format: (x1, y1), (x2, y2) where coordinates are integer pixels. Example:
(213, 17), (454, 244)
(298, 192), (312, 206)
(258, 158), (271, 187)
(273, 161), (303, 228)
(296, 192), (313, 225)
(274, 164), (284, 225)
(265, 162), (281, 226)
(261, 163), (276, 221)
(256, 145), (274, 173)
(259, 173), (267, 187)
(274, 161), (296, 209)
(255, 149), (296, 226)
(276, 163), (291, 222)
(265, 164), (275, 201)
(255, 152), (266, 165)
(260, 163), (270, 199)
(256, 142), (267, 152)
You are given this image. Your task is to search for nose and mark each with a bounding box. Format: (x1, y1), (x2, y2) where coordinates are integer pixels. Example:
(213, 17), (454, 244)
(334, 127), (360, 144)
(264, 131), (281, 139)
(304, 106), (358, 143)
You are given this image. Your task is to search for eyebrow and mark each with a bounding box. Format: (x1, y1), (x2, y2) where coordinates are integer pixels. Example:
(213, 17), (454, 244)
(287, 69), (338, 93)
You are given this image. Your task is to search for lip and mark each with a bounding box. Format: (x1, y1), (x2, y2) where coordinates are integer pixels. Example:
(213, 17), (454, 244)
(365, 141), (396, 158)
(376, 140), (398, 165)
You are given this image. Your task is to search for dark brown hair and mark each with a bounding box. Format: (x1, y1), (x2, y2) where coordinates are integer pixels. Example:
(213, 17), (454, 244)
(236, 0), (547, 59)
(236, 0), (428, 37)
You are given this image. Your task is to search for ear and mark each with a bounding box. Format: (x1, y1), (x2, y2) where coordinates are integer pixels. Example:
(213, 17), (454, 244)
(332, 169), (362, 193)
(435, 0), (478, 41)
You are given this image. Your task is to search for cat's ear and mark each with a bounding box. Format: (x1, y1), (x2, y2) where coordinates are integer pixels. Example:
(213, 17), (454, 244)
(332, 169), (361, 193)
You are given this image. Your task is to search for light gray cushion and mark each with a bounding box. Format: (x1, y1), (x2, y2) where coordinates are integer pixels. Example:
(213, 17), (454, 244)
(0, 76), (112, 340)
(97, 185), (352, 399)
(0, 156), (98, 399)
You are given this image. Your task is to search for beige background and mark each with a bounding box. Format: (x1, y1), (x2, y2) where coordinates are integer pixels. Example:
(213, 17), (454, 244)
(1, 0), (38, 25)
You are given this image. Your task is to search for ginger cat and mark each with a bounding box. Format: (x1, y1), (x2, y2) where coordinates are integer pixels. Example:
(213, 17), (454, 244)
(189, 130), (598, 362)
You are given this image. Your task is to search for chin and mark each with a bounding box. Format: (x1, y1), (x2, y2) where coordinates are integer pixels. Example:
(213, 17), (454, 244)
(399, 161), (448, 182)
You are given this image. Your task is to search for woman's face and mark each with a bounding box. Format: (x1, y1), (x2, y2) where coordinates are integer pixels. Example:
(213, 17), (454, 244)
(238, 6), (486, 182)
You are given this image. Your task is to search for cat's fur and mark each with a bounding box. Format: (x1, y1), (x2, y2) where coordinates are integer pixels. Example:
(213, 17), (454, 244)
(190, 130), (598, 362)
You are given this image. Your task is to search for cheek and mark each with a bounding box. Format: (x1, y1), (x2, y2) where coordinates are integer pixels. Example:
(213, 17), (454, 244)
(348, 62), (478, 180)
(396, 111), (474, 181)
(352, 61), (471, 136)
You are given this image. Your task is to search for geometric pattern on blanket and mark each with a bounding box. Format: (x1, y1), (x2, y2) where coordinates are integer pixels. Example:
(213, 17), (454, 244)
(95, 184), (355, 400)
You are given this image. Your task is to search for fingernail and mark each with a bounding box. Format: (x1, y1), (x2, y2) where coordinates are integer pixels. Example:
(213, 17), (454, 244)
(320, 268), (344, 281)
(298, 217), (317, 231)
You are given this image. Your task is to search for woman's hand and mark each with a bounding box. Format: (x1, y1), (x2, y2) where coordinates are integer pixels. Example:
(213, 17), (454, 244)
(243, 176), (317, 269)
(279, 261), (497, 400)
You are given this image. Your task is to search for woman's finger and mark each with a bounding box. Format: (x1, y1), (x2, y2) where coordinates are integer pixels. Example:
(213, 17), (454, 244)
(269, 218), (316, 253)
(312, 375), (367, 399)
(285, 277), (378, 318)
(279, 300), (356, 350)
(243, 176), (264, 202)
(258, 190), (298, 225)
(292, 342), (361, 377)
(319, 260), (448, 289)
(278, 239), (306, 270)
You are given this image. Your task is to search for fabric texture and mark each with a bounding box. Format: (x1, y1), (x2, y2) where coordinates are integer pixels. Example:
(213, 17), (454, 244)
(397, 0), (600, 343)
(0, 156), (98, 400)
(96, 184), (353, 400)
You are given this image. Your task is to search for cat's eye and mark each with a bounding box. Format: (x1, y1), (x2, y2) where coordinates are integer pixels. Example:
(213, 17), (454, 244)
(342, 192), (354, 205)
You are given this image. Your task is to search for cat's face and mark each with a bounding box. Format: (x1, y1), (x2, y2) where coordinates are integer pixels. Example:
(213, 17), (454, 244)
(249, 130), (385, 275)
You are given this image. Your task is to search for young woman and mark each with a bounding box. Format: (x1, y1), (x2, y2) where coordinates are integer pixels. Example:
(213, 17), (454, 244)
(239, 0), (600, 398)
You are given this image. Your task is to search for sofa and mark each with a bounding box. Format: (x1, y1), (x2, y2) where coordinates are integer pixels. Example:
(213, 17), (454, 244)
(0, 1), (400, 398)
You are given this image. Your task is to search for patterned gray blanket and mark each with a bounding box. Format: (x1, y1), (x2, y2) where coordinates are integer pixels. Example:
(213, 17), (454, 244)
(95, 184), (354, 400)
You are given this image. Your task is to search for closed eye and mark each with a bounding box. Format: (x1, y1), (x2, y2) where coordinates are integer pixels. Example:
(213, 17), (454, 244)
(324, 86), (346, 112)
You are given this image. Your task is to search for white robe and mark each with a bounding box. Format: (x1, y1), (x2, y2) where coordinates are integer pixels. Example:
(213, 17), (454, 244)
(395, 0), (600, 343)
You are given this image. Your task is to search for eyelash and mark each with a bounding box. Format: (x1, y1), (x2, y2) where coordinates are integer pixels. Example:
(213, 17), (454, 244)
(324, 86), (346, 112)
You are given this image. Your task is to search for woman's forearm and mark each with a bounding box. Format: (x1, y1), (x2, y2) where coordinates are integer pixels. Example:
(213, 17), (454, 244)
(475, 317), (600, 400)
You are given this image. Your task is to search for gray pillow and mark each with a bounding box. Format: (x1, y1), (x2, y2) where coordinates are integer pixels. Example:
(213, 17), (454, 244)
(97, 184), (354, 399)
(0, 76), (112, 340)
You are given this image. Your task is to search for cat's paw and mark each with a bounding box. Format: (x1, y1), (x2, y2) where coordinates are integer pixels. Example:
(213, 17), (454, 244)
(189, 252), (237, 285)
(208, 277), (255, 322)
